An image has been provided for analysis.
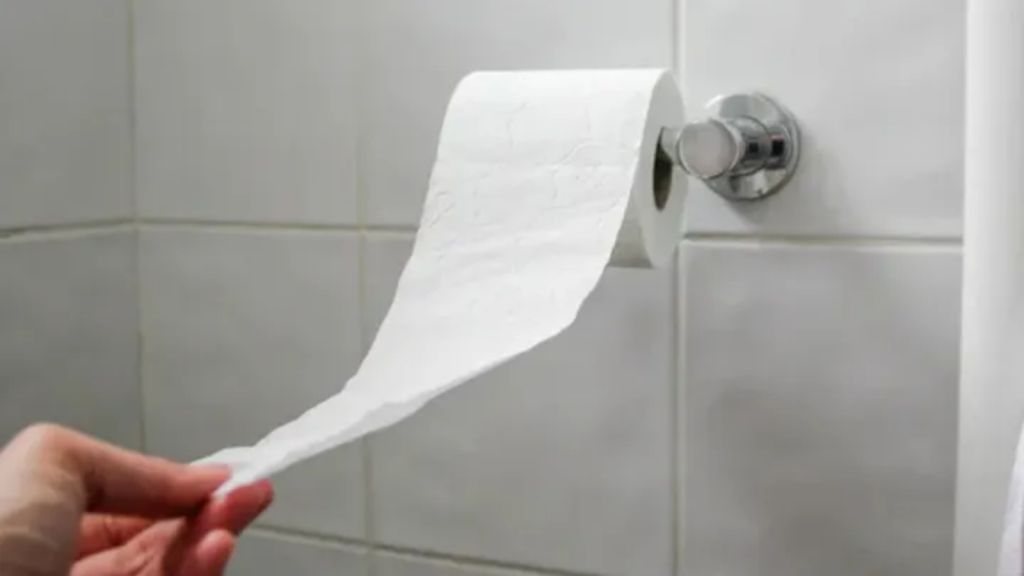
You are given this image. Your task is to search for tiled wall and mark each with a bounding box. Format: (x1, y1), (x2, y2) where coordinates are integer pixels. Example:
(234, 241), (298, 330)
(0, 0), (965, 575)
(134, 1), (680, 574)
(679, 3), (963, 575)
(0, 0), (138, 447)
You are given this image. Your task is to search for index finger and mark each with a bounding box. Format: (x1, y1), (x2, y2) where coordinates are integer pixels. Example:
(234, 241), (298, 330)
(6, 424), (230, 518)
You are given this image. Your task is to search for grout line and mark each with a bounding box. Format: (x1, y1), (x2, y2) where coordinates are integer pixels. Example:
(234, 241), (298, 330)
(369, 547), (592, 576)
(136, 217), (415, 235)
(669, 247), (681, 576)
(671, 0), (683, 79)
(349, 45), (376, 561)
(126, 0), (138, 223)
(131, 225), (147, 453)
(0, 220), (135, 241)
(251, 525), (600, 576)
(136, 218), (963, 249)
(683, 231), (963, 249)
(249, 526), (370, 553)
(371, 543), (601, 576)
(352, 0), (367, 234)
(355, 233), (378, 553)
(125, 0), (145, 455)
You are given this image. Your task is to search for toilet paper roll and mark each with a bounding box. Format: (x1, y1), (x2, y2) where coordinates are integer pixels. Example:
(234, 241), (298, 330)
(199, 69), (686, 494)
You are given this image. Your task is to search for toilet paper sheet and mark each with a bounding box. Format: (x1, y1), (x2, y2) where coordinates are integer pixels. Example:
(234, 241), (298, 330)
(199, 69), (685, 494)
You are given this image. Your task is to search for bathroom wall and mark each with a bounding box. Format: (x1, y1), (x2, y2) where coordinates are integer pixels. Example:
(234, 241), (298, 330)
(0, 0), (964, 575)
(130, 1), (966, 575)
(679, 3), (963, 575)
(0, 0), (138, 447)
(134, 2), (676, 574)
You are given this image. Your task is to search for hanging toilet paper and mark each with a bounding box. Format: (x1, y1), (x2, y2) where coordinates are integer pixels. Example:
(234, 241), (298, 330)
(198, 69), (686, 494)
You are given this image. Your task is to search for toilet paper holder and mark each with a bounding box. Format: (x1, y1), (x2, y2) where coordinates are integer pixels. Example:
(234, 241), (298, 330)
(659, 92), (800, 201)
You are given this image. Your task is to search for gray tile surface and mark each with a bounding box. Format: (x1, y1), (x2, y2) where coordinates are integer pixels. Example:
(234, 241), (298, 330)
(0, 0), (132, 228)
(135, 0), (358, 224)
(140, 228), (366, 538)
(682, 0), (965, 238)
(0, 231), (139, 447)
(681, 241), (960, 576)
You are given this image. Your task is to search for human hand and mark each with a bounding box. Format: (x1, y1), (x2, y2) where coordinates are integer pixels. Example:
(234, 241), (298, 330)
(0, 424), (273, 576)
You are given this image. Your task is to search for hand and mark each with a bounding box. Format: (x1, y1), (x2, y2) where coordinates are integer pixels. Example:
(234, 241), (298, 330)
(0, 424), (273, 576)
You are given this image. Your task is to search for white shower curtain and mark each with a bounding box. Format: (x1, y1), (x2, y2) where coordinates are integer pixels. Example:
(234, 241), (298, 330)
(955, 0), (1024, 574)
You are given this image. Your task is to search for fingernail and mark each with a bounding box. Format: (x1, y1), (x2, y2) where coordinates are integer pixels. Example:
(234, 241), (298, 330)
(191, 464), (232, 477)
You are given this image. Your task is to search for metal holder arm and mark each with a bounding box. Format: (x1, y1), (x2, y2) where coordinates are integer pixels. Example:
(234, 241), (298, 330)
(660, 92), (800, 201)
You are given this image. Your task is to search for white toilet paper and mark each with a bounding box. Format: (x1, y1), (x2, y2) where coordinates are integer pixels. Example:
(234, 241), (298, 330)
(199, 69), (686, 494)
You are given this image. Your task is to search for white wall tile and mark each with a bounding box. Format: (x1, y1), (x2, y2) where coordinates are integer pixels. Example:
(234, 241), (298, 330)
(140, 228), (365, 539)
(375, 551), (539, 576)
(230, 532), (368, 576)
(0, 0), (132, 228)
(682, 0), (964, 238)
(681, 242), (959, 576)
(364, 233), (674, 576)
(0, 230), (139, 447)
(135, 0), (358, 224)
(358, 0), (674, 226)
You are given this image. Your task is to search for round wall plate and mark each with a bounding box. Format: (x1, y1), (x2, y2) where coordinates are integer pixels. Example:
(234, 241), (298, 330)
(702, 93), (800, 201)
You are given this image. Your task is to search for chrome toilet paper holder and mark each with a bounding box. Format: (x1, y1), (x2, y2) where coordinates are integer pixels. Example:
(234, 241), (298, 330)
(659, 92), (800, 201)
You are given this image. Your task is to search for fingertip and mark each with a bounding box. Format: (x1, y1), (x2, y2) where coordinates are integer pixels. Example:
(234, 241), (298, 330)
(197, 529), (236, 575)
(193, 478), (274, 535)
(181, 464), (233, 503)
(223, 479), (274, 512)
(252, 479), (274, 507)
